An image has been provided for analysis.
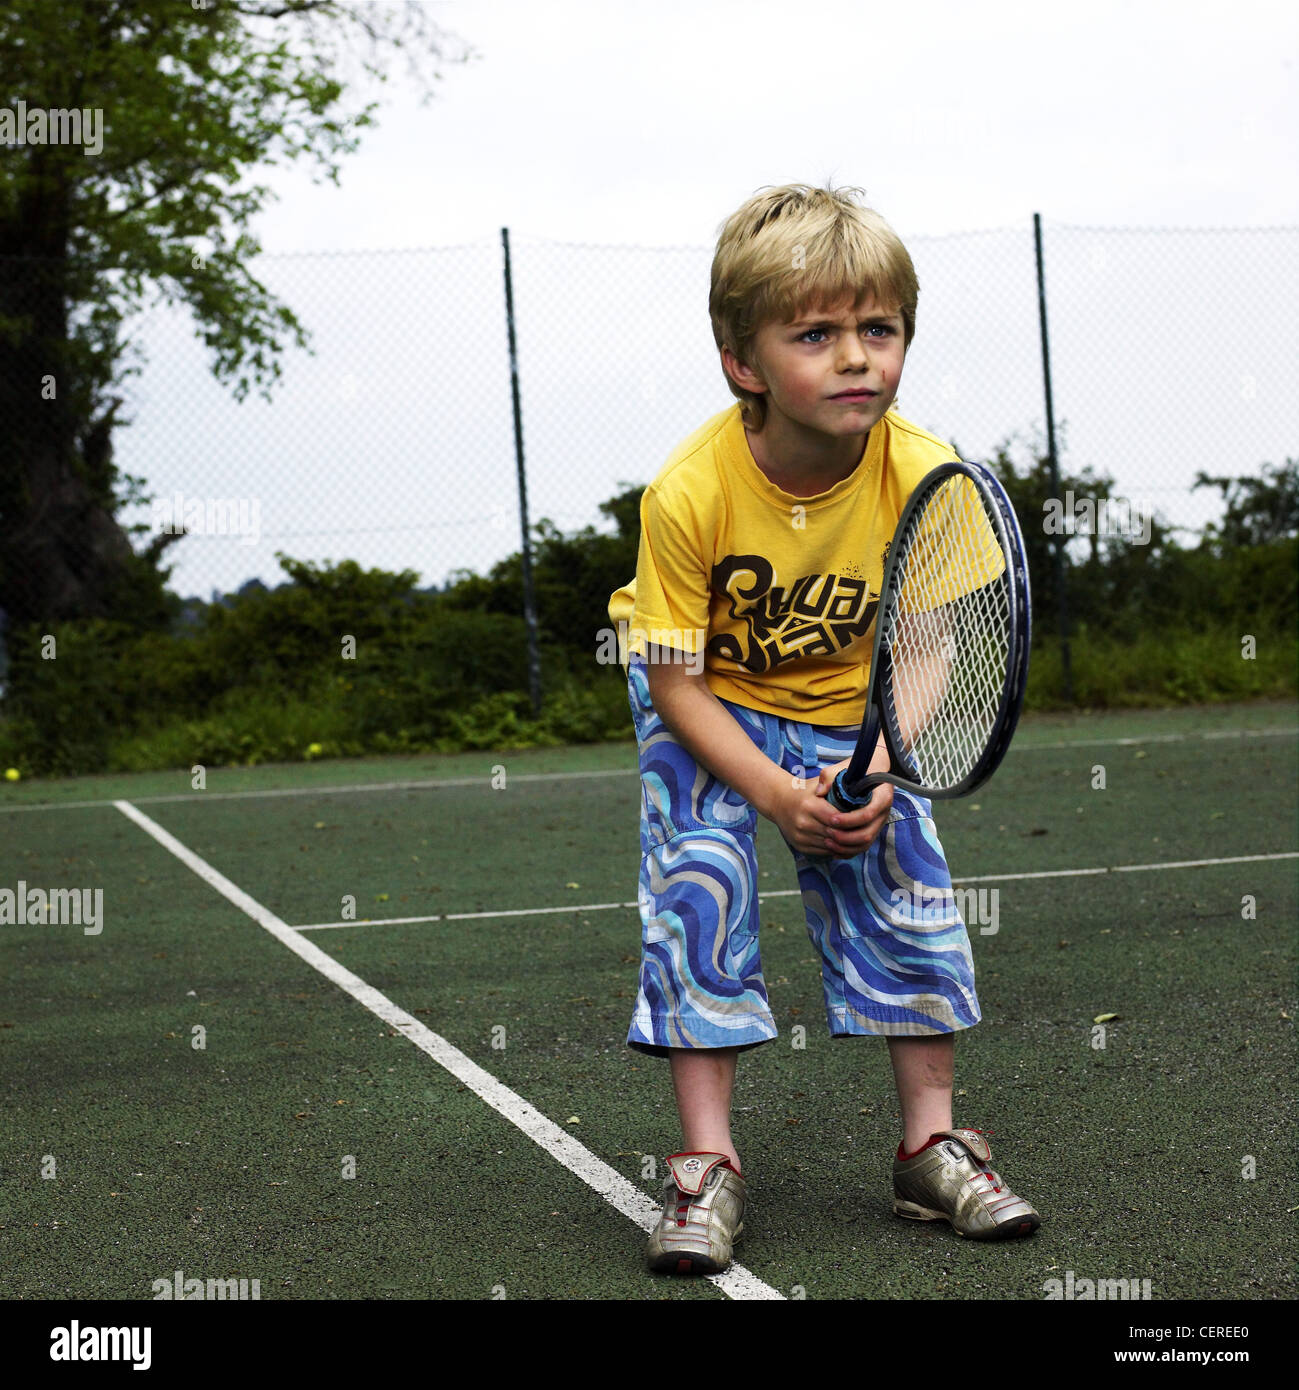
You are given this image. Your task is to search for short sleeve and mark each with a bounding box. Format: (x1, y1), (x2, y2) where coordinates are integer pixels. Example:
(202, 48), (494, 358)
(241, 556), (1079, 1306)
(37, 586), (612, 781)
(627, 486), (710, 658)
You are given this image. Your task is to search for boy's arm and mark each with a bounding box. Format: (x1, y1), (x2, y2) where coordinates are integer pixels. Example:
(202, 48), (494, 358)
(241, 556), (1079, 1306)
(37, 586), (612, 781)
(646, 650), (892, 859)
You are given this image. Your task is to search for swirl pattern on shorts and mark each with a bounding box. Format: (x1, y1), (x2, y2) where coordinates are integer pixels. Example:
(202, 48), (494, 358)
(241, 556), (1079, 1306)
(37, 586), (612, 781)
(624, 657), (979, 1055)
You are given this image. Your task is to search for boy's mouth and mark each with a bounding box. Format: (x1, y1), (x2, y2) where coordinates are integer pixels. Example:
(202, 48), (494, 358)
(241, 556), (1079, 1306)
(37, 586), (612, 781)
(830, 388), (878, 400)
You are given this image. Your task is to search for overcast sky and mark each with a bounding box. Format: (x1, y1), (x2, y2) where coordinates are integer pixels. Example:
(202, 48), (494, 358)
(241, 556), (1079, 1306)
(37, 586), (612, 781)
(255, 0), (1298, 249)
(123, 0), (1299, 597)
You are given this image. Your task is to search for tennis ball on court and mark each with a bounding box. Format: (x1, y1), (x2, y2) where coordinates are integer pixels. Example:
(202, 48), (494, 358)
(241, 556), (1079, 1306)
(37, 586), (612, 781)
(4, 768), (19, 782)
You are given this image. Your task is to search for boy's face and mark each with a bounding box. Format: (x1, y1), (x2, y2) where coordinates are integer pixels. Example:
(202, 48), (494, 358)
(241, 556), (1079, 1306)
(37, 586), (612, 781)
(724, 293), (907, 440)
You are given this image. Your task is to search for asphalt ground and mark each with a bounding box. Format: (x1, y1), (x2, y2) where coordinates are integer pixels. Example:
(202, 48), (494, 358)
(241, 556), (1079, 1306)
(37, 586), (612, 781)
(1, 699), (1295, 1311)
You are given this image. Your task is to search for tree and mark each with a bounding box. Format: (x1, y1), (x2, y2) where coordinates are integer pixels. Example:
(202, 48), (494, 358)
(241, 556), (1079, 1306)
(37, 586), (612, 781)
(0, 0), (472, 635)
(596, 483), (646, 543)
(978, 434), (1184, 638)
(1193, 459), (1299, 551)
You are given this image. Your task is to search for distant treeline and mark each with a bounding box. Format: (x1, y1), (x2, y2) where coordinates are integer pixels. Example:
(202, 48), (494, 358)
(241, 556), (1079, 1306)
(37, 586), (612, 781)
(1, 452), (1294, 776)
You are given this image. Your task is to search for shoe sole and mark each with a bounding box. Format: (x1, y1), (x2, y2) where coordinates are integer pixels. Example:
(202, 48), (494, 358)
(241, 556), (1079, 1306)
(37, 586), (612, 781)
(893, 1198), (1040, 1239)
(647, 1222), (745, 1275)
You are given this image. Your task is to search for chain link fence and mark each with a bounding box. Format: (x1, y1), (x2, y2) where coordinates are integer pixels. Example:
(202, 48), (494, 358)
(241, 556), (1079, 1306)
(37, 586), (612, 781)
(83, 220), (1299, 600)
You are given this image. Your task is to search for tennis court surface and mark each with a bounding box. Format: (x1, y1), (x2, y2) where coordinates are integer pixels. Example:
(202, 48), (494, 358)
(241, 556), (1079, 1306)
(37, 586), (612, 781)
(2, 699), (1295, 1301)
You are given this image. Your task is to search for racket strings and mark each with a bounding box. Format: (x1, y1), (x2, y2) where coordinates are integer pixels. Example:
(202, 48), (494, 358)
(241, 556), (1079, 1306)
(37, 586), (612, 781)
(882, 477), (1012, 790)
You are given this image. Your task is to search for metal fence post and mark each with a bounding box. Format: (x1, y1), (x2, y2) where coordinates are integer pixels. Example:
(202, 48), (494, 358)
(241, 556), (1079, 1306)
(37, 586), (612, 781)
(1033, 212), (1074, 702)
(500, 227), (543, 718)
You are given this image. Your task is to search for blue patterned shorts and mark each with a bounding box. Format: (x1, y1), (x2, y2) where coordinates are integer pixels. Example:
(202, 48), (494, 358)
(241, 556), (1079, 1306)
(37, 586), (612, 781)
(626, 657), (981, 1056)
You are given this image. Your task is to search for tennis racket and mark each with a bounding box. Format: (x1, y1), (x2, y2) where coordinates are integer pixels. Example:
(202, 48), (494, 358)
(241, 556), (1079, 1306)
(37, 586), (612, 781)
(827, 460), (1030, 814)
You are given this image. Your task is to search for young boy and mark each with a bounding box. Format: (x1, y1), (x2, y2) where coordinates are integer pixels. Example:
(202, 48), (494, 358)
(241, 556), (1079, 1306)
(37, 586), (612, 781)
(608, 184), (1040, 1276)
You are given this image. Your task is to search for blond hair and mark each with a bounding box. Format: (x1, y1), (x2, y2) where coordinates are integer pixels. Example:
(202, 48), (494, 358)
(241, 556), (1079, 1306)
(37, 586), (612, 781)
(709, 184), (919, 430)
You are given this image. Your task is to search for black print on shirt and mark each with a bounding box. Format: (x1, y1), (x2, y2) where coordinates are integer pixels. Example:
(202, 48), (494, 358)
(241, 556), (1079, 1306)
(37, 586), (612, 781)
(708, 553), (879, 673)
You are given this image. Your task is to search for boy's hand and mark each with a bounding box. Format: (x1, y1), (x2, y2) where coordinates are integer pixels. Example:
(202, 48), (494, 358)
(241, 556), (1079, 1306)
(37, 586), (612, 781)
(772, 760), (893, 859)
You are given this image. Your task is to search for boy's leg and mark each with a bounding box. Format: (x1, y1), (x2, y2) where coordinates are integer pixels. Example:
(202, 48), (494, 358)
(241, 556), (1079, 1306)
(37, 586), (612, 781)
(887, 1034), (954, 1154)
(890, 1026), (1040, 1236)
(624, 658), (780, 1062)
(623, 661), (767, 1272)
(668, 1045), (741, 1171)
(650, 1047), (749, 1275)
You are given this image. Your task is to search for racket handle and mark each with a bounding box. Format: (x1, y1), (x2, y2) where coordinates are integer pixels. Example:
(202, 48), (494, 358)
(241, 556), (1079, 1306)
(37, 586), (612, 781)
(828, 769), (875, 814)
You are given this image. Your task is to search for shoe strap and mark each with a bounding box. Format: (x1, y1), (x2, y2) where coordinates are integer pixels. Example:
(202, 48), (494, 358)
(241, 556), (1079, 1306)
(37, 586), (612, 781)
(664, 1151), (731, 1195)
(931, 1128), (992, 1162)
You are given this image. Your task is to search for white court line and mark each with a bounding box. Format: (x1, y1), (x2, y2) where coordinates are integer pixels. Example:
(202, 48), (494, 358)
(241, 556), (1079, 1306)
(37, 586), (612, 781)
(292, 851), (1299, 932)
(4, 725), (1296, 815)
(111, 799), (783, 1302)
(0, 768), (630, 814)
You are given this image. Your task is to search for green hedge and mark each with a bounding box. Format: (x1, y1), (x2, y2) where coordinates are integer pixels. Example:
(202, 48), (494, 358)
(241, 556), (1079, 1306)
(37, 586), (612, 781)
(1, 534), (1295, 778)
(0, 555), (635, 775)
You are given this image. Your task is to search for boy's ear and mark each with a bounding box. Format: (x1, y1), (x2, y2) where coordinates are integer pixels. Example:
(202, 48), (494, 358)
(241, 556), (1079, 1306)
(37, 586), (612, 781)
(722, 345), (766, 394)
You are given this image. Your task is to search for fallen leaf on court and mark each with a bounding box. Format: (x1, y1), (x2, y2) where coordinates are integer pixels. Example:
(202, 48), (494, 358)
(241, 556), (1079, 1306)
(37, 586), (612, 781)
(375, 893), (389, 902)
(565, 881), (580, 889)
(1093, 1012), (1120, 1023)
(314, 822), (326, 829)
(1135, 750), (1147, 759)
(566, 1115), (580, 1125)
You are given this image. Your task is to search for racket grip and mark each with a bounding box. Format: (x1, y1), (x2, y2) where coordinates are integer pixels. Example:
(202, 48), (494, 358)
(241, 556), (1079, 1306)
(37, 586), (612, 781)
(828, 769), (875, 814)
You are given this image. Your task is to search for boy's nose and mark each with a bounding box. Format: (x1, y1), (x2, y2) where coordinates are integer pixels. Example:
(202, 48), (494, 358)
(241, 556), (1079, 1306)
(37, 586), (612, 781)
(836, 339), (871, 371)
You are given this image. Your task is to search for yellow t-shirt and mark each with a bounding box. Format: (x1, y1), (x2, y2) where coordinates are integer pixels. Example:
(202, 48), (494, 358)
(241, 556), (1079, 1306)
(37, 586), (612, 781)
(607, 402), (961, 726)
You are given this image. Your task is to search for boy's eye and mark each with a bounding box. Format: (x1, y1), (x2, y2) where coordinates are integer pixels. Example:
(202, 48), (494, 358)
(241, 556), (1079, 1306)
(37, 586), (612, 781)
(798, 323), (897, 343)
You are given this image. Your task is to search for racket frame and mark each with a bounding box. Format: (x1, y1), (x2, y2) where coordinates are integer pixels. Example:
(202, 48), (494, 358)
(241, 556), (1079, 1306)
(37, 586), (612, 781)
(829, 460), (1031, 810)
